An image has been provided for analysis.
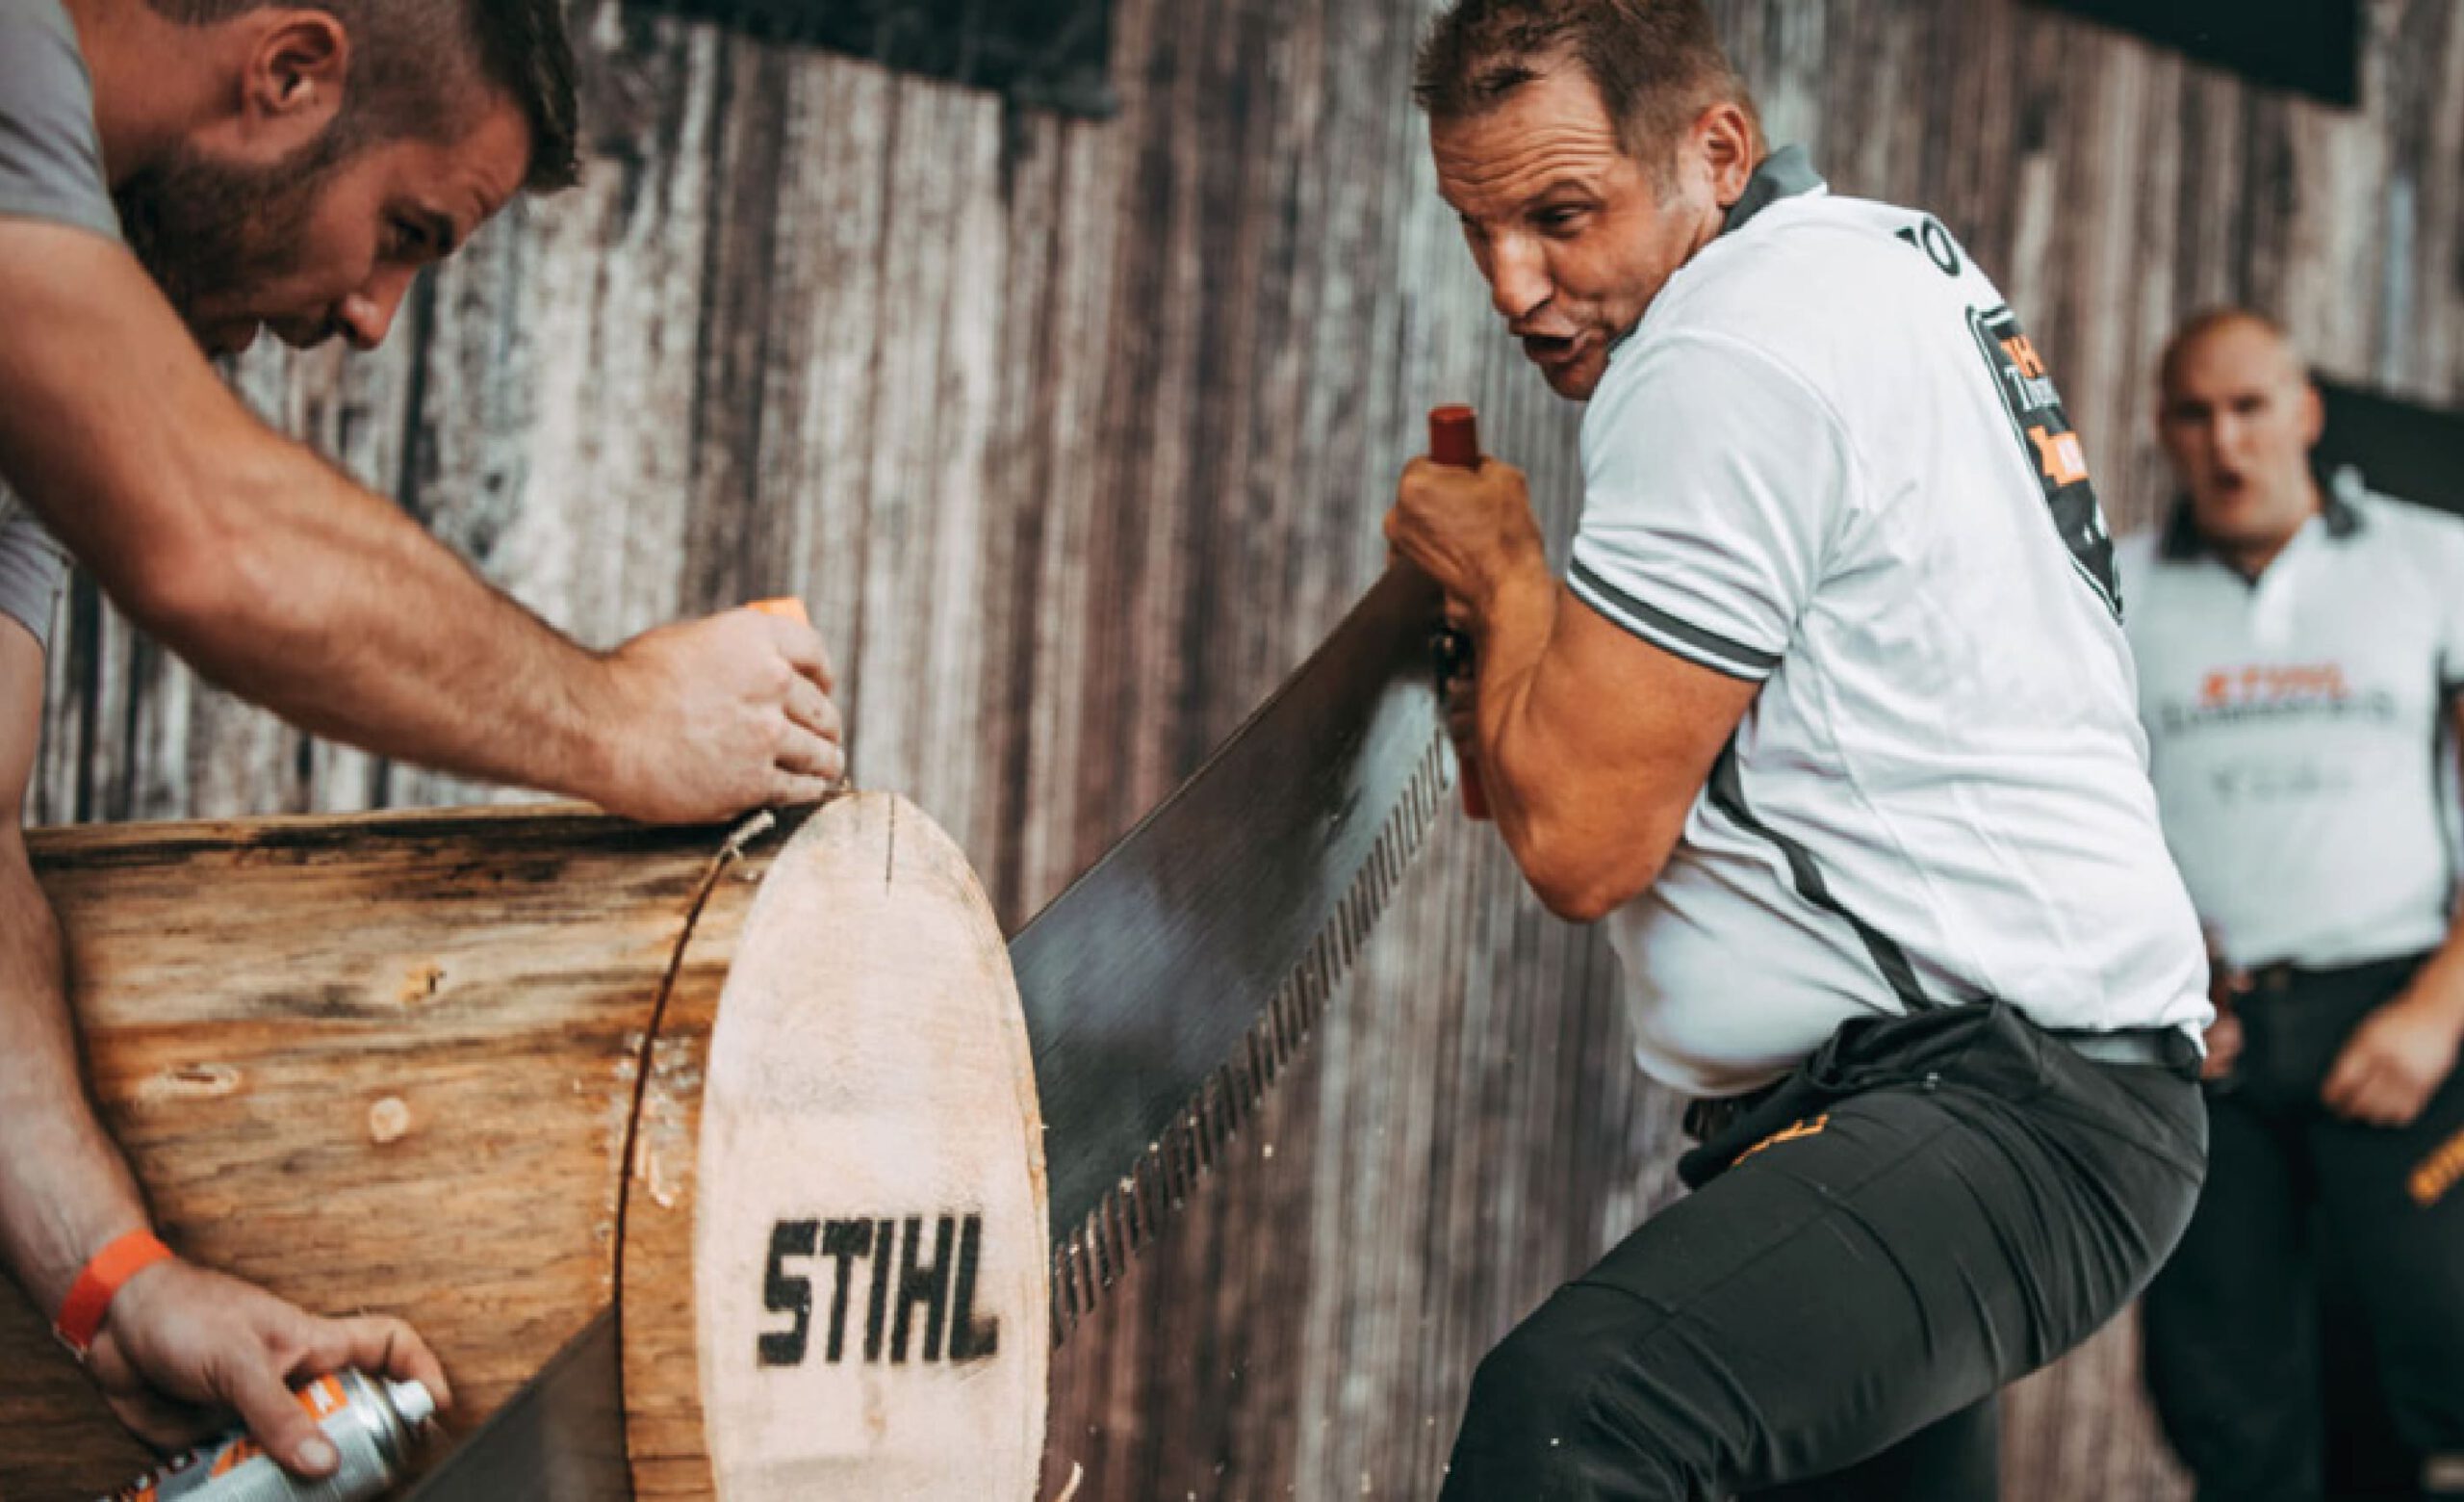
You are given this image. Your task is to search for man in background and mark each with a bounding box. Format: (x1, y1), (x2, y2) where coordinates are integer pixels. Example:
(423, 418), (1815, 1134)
(2123, 308), (2464, 1501)
(0, 0), (845, 1480)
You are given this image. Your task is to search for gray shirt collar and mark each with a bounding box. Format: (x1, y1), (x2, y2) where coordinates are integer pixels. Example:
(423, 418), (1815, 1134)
(2158, 467), (2365, 567)
(1723, 144), (1825, 235)
(1604, 146), (1824, 365)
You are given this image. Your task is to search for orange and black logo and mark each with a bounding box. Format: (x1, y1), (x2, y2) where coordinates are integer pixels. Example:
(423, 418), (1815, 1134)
(1970, 305), (2118, 620)
(1736, 1114), (1831, 1167)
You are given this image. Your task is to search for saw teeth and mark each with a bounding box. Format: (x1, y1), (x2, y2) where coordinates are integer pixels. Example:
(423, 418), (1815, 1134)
(1047, 739), (1448, 1345)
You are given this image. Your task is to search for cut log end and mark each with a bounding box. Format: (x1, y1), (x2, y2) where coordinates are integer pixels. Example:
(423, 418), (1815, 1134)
(623, 792), (1051, 1499)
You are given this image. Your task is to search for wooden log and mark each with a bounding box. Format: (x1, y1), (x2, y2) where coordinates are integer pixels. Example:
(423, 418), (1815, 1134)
(0, 794), (1049, 1501)
(0, 806), (722, 1498)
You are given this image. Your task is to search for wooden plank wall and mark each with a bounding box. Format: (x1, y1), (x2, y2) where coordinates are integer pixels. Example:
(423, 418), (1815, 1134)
(23, 0), (2464, 1497)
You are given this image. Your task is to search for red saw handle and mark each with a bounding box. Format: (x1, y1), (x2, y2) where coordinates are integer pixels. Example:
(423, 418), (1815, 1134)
(1429, 404), (1481, 468)
(1426, 406), (1491, 821)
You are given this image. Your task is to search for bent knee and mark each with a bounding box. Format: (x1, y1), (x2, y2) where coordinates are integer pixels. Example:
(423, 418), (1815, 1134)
(1461, 1316), (1592, 1441)
(1445, 1294), (1707, 1501)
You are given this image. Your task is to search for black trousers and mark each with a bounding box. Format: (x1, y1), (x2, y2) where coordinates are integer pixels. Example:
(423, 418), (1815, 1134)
(1438, 1001), (2207, 1502)
(2143, 953), (2464, 1501)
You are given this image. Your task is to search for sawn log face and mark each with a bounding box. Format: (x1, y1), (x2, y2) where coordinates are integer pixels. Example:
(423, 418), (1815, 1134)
(623, 792), (1048, 1501)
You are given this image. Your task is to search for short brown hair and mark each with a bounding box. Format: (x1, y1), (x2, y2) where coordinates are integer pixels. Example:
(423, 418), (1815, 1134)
(143, 0), (578, 194)
(1414, 0), (1760, 167)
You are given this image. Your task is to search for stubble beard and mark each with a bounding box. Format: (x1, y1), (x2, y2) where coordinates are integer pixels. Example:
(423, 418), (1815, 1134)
(111, 128), (348, 349)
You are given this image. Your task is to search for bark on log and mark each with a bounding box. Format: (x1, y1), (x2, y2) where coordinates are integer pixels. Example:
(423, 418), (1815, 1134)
(0, 795), (1049, 1501)
(0, 806), (721, 1498)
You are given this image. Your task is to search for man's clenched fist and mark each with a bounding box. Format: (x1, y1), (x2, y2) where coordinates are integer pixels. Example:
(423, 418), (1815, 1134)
(87, 1257), (449, 1478)
(592, 607), (846, 824)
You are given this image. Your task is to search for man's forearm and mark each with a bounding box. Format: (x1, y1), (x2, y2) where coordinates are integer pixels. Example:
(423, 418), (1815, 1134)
(1384, 457), (1765, 922)
(1468, 559), (1562, 839)
(2399, 907), (2464, 1027)
(1453, 557), (1759, 924)
(128, 427), (619, 804)
(0, 224), (624, 808)
(2405, 724), (2464, 1028)
(0, 839), (147, 1316)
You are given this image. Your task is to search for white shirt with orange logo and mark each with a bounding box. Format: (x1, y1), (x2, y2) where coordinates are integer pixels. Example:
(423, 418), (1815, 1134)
(2117, 482), (2464, 970)
(1568, 153), (2211, 1096)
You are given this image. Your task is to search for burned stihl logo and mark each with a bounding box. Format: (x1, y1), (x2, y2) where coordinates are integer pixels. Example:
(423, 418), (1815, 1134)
(757, 1214), (1000, 1368)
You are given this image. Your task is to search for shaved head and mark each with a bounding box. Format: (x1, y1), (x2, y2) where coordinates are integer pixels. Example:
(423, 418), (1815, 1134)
(2159, 308), (2303, 402)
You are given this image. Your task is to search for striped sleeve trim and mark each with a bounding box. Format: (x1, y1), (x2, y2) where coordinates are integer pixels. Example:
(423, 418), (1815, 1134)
(1568, 559), (1783, 683)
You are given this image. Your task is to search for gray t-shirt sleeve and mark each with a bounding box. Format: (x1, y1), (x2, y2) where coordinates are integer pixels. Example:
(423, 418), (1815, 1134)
(0, 0), (123, 244)
(0, 0), (108, 654)
(0, 489), (71, 651)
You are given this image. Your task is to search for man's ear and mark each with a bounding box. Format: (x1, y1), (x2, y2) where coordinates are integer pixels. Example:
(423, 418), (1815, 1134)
(2297, 377), (2326, 449)
(1695, 102), (1757, 210)
(235, 10), (351, 159)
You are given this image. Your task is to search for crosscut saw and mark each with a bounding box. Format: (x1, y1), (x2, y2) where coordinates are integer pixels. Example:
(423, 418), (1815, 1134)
(408, 483), (1472, 1499)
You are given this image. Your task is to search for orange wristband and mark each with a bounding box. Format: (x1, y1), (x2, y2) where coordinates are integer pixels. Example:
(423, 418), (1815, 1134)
(54, 1230), (174, 1358)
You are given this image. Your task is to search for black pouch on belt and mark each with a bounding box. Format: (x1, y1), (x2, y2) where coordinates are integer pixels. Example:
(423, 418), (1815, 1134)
(1677, 1002), (2042, 1191)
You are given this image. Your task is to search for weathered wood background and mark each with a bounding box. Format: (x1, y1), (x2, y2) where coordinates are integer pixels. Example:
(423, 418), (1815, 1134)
(22, 0), (2464, 1496)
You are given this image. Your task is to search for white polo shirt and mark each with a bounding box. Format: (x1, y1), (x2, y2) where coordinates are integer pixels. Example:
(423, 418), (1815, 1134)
(2117, 481), (2464, 971)
(1568, 149), (2211, 1096)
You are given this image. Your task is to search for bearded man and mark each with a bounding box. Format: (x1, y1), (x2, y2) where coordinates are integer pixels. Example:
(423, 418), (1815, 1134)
(0, 0), (846, 1479)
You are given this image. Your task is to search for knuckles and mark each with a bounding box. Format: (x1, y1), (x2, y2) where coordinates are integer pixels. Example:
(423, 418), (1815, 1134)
(1393, 457), (1532, 524)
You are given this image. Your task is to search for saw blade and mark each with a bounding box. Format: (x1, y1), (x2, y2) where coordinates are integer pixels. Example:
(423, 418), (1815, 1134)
(399, 1308), (630, 1502)
(1010, 565), (1451, 1338)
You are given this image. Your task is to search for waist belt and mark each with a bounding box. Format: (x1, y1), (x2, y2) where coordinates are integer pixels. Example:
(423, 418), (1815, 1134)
(1682, 1089), (1777, 1144)
(1683, 1023), (2199, 1142)
(2240, 950), (2429, 999)
(2050, 1025), (2201, 1075)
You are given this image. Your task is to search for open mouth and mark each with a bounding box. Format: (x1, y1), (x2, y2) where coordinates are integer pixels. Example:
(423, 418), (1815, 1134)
(1520, 332), (1582, 367)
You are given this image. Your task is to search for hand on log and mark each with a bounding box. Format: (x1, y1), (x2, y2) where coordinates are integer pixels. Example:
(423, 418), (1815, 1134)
(595, 607), (846, 822)
(86, 1257), (449, 1478)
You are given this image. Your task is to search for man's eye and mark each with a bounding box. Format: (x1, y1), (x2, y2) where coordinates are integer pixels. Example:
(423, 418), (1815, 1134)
(1535, 206), (1587, 232)
(392, 220), (429, 258)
